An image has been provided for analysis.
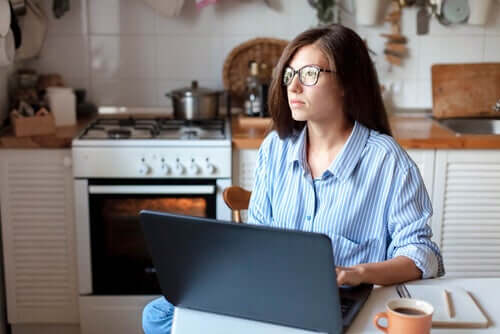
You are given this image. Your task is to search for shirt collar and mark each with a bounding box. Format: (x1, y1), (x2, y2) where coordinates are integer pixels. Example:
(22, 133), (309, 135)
(327, 121), (369, 181)
(287, 126), (308, 168)
(287, 121), (370, 181)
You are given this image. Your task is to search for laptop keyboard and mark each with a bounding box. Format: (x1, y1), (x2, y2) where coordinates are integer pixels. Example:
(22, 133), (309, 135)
(340, 297), (355, 317)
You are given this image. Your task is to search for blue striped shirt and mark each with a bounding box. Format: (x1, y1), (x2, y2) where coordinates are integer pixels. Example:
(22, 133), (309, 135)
(247, 121), (444, 279)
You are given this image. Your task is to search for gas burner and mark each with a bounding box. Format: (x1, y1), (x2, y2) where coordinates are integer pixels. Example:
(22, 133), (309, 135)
(181, 129), (199, 139)
(119, 118), (136, 127)
(108, 128), (132, 139)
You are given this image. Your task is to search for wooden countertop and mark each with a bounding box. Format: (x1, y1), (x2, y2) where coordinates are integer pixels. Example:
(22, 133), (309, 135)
(232, 115), (500, 150)
(0, 116), (93, 149)
(3, 114), (500, 150)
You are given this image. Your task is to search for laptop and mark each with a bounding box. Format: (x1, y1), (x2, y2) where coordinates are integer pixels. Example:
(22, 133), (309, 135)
(140, 210), (372, 334)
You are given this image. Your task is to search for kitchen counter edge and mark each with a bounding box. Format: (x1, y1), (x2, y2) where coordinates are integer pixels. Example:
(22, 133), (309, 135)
(231, 115), (500, 150)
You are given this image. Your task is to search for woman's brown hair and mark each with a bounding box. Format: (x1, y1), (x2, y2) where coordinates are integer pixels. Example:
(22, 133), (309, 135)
(269, 24), (392, 138)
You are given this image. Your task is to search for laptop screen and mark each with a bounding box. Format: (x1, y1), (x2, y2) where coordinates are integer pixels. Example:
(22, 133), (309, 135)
(140, 210), (344, 334)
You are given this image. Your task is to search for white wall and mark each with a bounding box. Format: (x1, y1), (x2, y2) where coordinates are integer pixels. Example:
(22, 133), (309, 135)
(22, 0), (500, 109)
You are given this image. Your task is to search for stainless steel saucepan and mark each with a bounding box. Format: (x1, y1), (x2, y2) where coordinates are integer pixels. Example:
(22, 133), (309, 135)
(166, 81), (225, 120)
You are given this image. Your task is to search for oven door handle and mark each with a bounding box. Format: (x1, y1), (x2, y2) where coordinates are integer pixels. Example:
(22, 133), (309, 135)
(88, 185), (216, 195)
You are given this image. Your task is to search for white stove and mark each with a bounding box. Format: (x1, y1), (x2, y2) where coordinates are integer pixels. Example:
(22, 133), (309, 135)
(72, 110), (233, 334)
(72, 115), (232, 178)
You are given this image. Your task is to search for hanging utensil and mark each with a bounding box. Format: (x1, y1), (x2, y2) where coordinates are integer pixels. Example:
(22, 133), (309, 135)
(416, 0), (430, 35)
(429, 0), (449, 25)
(8, 0), (22, 48)
(10, 0), (26, 16)
(15, 0), (48, 60)
(52, 0), (70, 19)
(0, 0), (10, 37)
(430, 0), (470, 26)
(399, 0), (416, 6)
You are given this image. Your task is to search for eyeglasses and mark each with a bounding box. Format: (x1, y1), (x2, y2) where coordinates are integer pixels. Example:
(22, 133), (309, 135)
(283, 65), (333, 86)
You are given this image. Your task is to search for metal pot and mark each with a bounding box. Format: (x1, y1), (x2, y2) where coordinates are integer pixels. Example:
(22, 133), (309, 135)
(166, 81), (223, 120)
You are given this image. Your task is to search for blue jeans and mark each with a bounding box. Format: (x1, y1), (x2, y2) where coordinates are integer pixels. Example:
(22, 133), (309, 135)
(142, 297), (174, 334)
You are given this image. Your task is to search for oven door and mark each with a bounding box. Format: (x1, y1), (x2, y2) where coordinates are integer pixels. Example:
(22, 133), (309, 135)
(74, 178), (231, 295)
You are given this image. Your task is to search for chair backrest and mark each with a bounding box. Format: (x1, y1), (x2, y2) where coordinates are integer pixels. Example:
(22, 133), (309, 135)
(223, 186), (252, 223)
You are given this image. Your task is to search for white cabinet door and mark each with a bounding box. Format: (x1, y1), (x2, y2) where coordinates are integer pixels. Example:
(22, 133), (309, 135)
(80, 296), (155, 334)
(406, 149), (435, 203)
(433, 150), (500, 278)
(0, 150), (79, 324)
(232, 149), (258, 222)
(406, 149), (437, 244)
(233, 149), (258, 192)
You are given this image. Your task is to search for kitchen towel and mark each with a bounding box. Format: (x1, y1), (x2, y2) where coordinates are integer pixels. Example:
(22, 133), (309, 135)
(0, 0), (10, 37)
(195, 0), (274, 10)
(15, 0), (48, 60)
(195, 0), (219, 9)
(0, 29), (15, 66)
(141, 0), (184, 17)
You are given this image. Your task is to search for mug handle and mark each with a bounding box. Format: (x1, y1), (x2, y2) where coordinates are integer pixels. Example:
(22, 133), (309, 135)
(373, 312), (389, 333)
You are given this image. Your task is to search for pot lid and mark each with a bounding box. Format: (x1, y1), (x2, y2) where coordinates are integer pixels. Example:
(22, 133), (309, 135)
(441, 0), (469, 24)
(170, 80), (219, 97)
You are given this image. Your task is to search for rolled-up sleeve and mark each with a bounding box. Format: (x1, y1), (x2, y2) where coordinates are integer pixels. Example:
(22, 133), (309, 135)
(387, 165), (445, 279)
(247, 136), (273, 226)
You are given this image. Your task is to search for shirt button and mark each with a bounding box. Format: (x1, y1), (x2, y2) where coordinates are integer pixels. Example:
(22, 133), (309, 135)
(306, 215), (311, 220)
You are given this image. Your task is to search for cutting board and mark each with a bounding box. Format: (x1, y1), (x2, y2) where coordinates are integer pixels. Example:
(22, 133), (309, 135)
(405, 285), (488, 328)
(431, 63), (500, 119)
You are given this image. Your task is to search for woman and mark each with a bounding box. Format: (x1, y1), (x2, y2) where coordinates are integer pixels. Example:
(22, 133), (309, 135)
(247, 24), (443, 287)
(142, 24), (444, 334)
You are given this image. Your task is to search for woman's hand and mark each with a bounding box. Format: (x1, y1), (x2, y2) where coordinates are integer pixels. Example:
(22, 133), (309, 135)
(335, 257), (423, 287)
(336, 265), (365, 286)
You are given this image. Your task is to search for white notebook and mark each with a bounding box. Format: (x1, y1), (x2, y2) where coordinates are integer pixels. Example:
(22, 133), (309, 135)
(404, 285), (488, 328)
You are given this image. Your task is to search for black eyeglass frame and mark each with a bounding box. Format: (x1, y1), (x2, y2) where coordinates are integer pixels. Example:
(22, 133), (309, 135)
(282, 65), (334, 87)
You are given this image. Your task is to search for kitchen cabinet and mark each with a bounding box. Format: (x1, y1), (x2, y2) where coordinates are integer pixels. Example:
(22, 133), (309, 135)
(433, 150), (500, 278)
(80, 296), (154, 334)
(406, 150), (437, 244)
(232, 149), (259, 193)
(232, 149), (258, 222)
(0, 150), (79, 330)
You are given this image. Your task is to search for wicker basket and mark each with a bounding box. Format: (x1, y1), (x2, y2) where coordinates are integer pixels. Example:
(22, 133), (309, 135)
(222, 37), (289, 104)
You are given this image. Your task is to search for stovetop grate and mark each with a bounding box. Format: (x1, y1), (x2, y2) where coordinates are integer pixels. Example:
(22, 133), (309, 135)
(80, 117), (227, 140)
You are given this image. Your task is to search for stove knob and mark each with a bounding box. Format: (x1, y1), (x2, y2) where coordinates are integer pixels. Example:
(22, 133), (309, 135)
(204, 162), (216, 175)
(160, 163), (171, 175)
(174, 161), (185, 175)
(139, 163), (151, 176)
(188, 161), (200, 176)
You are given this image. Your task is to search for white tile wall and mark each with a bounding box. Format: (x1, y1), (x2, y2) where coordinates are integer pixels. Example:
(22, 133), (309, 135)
(37, 0), (88, 36)
(418, 36), (484, 80)
(90, 36), (157, 79)
(89, 0), (156, 34)
(20, 0), (500, 109)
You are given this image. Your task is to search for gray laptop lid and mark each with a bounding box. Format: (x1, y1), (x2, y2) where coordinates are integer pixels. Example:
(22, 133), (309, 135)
(140, 210), (344, 334)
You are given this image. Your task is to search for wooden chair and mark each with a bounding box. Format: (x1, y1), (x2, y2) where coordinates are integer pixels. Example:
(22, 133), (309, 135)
(223, 186), (252, 223)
